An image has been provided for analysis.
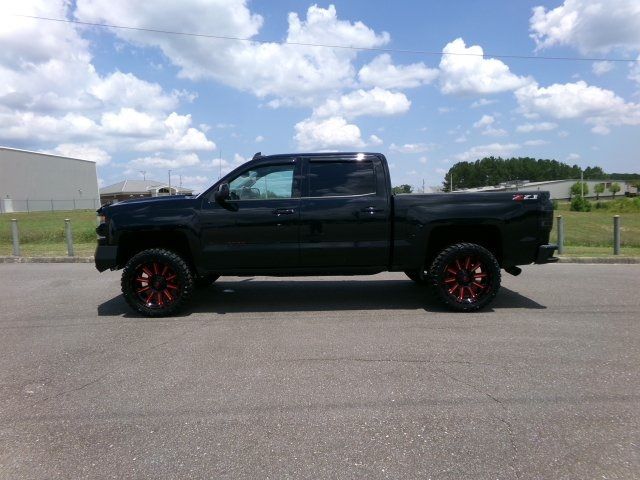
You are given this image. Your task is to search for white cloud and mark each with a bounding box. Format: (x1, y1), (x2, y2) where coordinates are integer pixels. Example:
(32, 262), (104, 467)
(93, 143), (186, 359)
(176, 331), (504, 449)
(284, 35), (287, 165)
(135, 113), (216, 151)
(46, 143), (112, 165)
(0, 0), (215, 162)
(473, 114), (495, 128)
(389, 143), (433, 154)
(76, 3), (389, 104)
(567, 153), (581, 161)
(516, 121), (558, 133)
(455, 143), (520, 161)
(473, 114), (507, 137)
(470, 98), (497, 108)
(530, 0), (640, 53)
(130, 153), (201, 169)
(358, 53), (438, 89)
(439, 38), (532, 95)
(101, 108), (161, 136)
(516, 80), (640, 134)
(523, 139), (549, 146)
(419, 156), (428, 164)
(368, 134), (383, 146)
(313, 87), (410, 119)
(294, 116), (366, 151)
(89, 71), (182, 112)
(255, 135), (264, 143)
(592, 61), (614, 76)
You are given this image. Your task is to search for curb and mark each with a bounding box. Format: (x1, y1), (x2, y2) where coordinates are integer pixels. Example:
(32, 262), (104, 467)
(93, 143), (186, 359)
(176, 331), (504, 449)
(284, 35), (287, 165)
(557, 256), (640, 264)
(0, 256), (94, 264)
(1, 255), (639, 265)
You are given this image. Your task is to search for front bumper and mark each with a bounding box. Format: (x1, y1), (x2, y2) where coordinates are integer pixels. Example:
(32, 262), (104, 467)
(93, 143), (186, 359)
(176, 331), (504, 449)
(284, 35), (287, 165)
(535, 243), (558, 264)
(95, 242), (118, 272)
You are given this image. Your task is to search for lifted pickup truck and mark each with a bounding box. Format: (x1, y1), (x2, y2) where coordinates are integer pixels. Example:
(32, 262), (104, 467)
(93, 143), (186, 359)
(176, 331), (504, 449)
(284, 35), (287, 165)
(96, 152), (557, 316)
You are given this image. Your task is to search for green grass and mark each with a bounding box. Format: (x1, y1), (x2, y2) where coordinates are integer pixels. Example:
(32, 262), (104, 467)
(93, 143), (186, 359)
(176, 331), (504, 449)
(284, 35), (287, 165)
(550, 210), (640, 252)
(0, 210), (98, 256)
(2, 208), (639, 258)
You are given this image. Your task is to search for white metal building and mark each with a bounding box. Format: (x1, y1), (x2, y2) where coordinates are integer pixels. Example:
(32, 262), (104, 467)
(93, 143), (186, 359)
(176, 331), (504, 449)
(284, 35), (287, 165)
(0, 147), (100, 213)
(455, 179), (637, 200)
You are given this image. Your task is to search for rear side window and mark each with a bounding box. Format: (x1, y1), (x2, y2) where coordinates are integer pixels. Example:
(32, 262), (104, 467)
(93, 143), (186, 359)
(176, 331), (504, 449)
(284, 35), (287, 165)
(308, 161), (376, 197)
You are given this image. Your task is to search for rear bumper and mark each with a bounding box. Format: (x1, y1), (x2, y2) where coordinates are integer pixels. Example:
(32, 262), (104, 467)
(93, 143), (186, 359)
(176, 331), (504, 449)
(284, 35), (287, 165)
(95, 242), (118, 272)
(535, 244), (558, 264)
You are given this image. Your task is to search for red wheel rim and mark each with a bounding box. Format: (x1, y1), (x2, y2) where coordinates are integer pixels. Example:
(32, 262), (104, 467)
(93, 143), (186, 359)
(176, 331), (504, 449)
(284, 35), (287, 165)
(133, 261), (179, 309)
(442, 255), (491, 304)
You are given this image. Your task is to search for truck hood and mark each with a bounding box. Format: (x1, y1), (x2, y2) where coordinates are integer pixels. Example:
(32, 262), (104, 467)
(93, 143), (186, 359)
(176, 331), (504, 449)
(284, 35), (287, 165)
(98, 195), (199, 214)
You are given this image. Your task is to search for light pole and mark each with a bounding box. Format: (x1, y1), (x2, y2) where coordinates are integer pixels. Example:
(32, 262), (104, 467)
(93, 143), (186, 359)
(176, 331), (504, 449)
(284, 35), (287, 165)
(168, 170), (172, 193)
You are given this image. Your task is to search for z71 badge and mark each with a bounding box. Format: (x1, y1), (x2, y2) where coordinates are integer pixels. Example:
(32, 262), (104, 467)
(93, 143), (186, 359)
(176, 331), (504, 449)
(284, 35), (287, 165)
(512, 194), (538, 201)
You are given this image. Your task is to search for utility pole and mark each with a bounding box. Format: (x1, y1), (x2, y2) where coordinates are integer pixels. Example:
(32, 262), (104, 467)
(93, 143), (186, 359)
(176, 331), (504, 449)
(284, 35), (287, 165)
(168, 170), (172, 193)
(450, 174), (453, 192)
(179, 175), (182, 188)
(581, 169), (584, 198)
(422, 179), (425, 194)
(139, 170), (146, 180)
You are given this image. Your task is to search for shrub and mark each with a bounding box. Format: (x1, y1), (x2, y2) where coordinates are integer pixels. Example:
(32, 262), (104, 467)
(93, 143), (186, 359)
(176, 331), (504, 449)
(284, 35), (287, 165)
(551, 199), (558, 210)
(570, 196), (592, 212)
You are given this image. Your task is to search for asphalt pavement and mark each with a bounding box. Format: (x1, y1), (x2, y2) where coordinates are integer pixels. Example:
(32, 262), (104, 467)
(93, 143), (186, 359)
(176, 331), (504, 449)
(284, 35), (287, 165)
(0, 263), (638, 479)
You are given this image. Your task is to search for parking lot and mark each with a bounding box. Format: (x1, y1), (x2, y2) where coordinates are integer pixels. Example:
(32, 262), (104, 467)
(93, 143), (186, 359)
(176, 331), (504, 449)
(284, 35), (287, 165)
(0, 263), (638, 479)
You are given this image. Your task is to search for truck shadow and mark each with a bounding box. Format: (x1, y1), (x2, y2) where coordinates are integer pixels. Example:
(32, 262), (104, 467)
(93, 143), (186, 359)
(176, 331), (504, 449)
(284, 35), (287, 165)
(97, 278), (546, 317)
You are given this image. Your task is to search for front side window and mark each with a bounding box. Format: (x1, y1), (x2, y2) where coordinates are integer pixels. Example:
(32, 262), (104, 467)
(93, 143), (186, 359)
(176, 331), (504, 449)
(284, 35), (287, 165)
(228, 164), (295, 200)
(308, 161), (376, 197)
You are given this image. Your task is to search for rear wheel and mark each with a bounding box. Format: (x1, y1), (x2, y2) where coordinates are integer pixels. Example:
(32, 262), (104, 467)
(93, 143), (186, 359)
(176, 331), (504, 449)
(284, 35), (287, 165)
(121, 248), (195, 317)
(428, 243), (500, 312)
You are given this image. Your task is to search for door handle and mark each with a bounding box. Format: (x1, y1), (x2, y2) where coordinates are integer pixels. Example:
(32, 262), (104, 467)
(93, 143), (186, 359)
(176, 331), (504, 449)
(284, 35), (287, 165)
(273, 208), (295, 216)
(360, 206), (384, 214)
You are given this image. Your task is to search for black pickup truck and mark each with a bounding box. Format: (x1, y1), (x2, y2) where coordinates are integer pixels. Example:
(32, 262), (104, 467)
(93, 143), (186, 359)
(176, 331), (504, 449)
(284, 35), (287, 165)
(95, 152), (557, 316)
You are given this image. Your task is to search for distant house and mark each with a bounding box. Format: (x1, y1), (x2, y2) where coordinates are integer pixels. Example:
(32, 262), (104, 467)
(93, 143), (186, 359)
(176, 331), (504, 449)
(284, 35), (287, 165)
(99, 180), (194, 205)
(454, 179), (638, 200)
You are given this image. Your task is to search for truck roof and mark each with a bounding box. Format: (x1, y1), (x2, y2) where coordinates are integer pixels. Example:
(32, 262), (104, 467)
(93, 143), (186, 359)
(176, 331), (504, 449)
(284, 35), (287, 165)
(253, 152), (383, 160)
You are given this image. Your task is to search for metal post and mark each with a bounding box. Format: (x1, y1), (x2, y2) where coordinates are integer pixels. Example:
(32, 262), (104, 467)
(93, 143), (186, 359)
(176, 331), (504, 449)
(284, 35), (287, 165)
(613, 215), (620, 255)
(557, 215), (564, 255)
(73, 198), (76, 209)
(11, 219), (20, 256)
(26, 198), (29, 213)
(51, 199), (54, 211)
(64, 219), (74, 257)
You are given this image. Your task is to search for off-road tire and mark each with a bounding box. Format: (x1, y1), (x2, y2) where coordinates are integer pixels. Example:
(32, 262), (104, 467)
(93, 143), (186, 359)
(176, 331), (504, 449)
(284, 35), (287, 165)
(121, 248), (195, 317)
(428, 242), (501, 312)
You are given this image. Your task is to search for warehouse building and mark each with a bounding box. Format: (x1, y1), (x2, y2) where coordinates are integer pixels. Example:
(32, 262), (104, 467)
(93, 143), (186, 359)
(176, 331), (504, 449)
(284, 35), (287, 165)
(0, 146), (100, 213)
(455, 178), (638, 200)
(99, 180), (193, 205)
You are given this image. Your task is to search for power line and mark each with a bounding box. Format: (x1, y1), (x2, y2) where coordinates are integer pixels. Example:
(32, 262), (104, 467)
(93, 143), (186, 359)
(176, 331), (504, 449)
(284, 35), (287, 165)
(10, 13), (640, 63)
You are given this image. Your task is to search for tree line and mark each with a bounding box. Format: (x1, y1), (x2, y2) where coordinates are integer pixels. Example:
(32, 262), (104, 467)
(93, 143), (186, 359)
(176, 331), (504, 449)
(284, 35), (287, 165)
(441, 157), (640, 192)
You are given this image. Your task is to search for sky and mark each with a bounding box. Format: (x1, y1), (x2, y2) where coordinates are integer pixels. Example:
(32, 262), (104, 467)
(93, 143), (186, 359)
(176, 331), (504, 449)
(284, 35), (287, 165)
(1, 0), (640, 193)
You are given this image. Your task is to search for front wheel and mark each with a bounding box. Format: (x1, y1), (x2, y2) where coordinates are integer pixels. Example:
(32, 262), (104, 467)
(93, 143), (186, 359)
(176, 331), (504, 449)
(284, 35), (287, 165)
(121, 248), (195, 317)
(428, 243), (501, 312)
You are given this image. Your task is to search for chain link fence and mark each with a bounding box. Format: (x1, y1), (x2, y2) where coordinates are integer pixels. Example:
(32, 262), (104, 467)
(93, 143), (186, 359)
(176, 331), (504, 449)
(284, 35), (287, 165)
(0, 198), (100, 213)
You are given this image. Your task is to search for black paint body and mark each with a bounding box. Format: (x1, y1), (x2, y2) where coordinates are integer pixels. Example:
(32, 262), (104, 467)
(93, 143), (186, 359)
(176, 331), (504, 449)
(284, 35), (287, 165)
(95, 153), (556, 276)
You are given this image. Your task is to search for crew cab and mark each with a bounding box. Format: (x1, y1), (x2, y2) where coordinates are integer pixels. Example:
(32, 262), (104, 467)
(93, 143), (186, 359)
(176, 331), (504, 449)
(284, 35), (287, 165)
(95, 152), (557, 316)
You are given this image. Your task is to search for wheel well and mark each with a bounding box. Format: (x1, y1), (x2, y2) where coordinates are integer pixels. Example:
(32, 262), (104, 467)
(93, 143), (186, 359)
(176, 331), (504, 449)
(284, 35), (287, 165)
(425, 225), (502, 266)
(116, 230), (195, 270)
